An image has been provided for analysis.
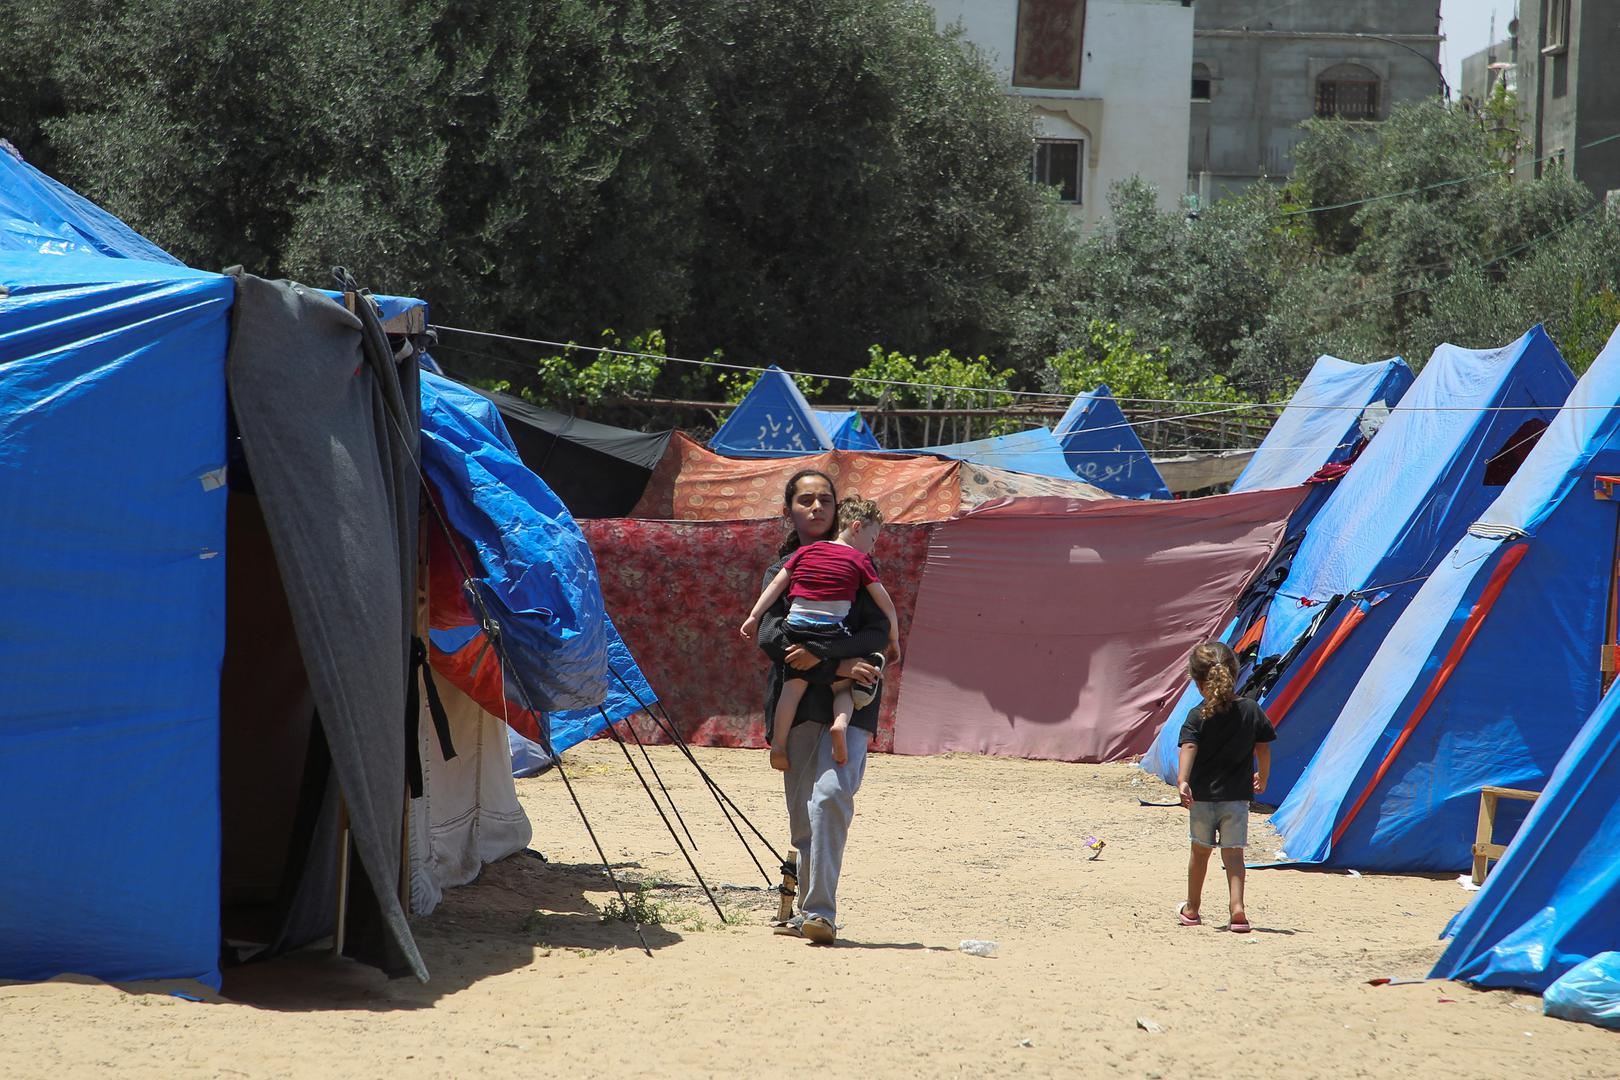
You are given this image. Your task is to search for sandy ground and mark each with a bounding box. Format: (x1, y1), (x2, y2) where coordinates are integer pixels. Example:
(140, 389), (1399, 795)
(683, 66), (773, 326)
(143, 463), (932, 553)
(3, 743), (1616, 1080)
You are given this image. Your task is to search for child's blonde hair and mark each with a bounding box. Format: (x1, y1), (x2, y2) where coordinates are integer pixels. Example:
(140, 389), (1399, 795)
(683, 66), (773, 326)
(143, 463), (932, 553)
(836, 495), (882, 534)
(1189, 641), (1239, 717)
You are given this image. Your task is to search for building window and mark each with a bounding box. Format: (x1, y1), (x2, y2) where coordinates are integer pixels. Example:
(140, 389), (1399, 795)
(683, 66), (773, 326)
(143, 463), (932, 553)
(1192, 62), (1212, 102)
(1545, 0), (1570, 52)
(1033, 139), (1083, 204)
(1315, 63), (1381, 120)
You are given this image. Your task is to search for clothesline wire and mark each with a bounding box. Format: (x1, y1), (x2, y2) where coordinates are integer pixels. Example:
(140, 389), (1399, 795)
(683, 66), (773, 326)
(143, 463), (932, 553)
(431, 333), (1618, 418)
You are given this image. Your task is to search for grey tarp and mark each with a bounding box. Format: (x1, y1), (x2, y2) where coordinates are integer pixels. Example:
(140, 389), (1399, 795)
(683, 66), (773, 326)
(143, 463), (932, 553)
(471, 387), (672, 518)
(225, 273), (426, 980)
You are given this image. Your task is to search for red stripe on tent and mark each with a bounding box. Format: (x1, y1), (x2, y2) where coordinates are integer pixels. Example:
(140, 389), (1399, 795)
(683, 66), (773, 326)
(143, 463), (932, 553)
(1329, 542), (1531, 850)
(1234, 614), (1267, 654)
(1267, 601), (1370, 726)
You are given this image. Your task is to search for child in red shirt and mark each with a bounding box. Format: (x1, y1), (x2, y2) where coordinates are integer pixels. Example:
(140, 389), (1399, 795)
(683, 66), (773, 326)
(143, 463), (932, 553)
(742, 496), (900, 769)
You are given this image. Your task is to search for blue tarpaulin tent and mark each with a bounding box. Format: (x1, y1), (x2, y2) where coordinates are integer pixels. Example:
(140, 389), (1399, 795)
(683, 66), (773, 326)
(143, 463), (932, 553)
(0, 148), (647, 985)
(1267, 324), (1620, 871)
(1052, 386), (1171, 500)
(710, 366), (881, 456)
(1140, 355), (1414, 782)
(915, 426), (1086, 481)
(1, 221), (233, 989)
(1430, 677), (1620, 991)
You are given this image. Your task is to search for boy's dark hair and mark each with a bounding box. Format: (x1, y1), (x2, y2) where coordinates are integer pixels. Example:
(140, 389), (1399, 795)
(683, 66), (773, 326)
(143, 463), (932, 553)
(836, 495), (882, 534)
(1189, 641), (1239, 717)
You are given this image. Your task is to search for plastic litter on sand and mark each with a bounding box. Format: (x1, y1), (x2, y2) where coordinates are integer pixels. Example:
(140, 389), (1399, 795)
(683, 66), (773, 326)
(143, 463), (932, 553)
(959, 940), (999, 958)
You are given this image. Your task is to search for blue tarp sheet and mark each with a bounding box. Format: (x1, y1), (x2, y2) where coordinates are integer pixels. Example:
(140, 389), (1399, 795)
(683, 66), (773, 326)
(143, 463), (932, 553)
(0, 252), (233, 986)
(1431, 677), (1620, 990)
(0, 145), (183, 264)
(419, 375), (656, 759)
(915, 426), (1084, 481)
(1053, 385), (1171, 499)
(1268, 324), (1620, 871)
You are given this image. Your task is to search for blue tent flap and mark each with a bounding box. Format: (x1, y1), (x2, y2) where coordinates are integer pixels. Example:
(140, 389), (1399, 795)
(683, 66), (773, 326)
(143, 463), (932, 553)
(420, 372), (610, 713)
(1430, 680), (1620, 991)
(1053, 386), (1171, 499)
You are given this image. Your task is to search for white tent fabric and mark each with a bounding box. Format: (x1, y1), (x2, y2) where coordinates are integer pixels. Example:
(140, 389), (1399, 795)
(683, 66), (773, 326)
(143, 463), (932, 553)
(409, 669), (534, 916)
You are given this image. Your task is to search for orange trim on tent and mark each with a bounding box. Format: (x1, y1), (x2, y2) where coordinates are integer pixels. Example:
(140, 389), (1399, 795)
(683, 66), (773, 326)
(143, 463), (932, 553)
(1234, 614), (1267, 654)
(1329, 542), (1531, 850)
(1266, 601), (1371, 726)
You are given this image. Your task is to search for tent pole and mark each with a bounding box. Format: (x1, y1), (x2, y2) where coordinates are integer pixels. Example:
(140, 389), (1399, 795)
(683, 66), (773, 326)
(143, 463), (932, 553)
(333, 796), (351, 956)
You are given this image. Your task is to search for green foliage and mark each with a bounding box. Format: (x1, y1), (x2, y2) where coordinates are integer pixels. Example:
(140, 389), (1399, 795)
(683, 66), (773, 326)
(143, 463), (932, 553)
(525, 330), (670, 408)
(1042, 320), (1252, 404)
(2, 0), (1074, 379)
(850, 345), (1019, 445)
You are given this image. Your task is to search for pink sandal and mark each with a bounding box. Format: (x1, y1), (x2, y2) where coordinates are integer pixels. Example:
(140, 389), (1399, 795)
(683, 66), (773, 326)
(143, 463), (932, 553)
(1177, 904), (1201, 927)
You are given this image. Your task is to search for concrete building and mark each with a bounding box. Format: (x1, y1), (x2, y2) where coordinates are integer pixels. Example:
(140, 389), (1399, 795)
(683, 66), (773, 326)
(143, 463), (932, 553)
(1189, 1), (1443, 200)
(1514, 0), (1620, 200)
(1459, 36), (1516, 109)
(928, 0), (1195, 229)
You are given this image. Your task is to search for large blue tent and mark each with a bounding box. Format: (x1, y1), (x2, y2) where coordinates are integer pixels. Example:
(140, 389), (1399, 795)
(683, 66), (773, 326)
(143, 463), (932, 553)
(1268, 324), (1620, 871)
(1052, 385), (1171, 499)
(0, 148), (645, 985)
(1430, 677), (1620, 991)
(710, 366), (881, 456)
(1140, 354), (1414, 782)
(1225, 328), (1572, 803)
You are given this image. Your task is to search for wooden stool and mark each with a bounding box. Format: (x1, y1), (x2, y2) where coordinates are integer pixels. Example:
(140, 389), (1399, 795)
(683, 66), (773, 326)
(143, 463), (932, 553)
(1472, 786), (1539, 885)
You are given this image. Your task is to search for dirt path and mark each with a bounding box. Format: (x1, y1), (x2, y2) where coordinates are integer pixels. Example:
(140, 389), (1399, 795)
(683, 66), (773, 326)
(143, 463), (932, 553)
(2, 743), (1614, 1079)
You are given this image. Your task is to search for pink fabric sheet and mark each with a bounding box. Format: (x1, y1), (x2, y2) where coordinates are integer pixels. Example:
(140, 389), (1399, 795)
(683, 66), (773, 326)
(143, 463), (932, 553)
(891, 488), (1305, 762)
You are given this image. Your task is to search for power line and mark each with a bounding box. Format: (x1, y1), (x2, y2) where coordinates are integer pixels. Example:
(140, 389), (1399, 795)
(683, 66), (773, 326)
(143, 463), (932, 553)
(1279, 130), (1620, 220)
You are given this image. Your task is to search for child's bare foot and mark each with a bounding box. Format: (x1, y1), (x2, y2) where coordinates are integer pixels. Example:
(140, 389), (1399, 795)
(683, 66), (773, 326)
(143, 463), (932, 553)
(769, 745), (790, 772)
(830, 726), (848, 765)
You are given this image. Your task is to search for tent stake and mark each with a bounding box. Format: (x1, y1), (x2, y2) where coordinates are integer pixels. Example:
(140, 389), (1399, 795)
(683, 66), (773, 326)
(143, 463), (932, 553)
(333, 796), (351, 957)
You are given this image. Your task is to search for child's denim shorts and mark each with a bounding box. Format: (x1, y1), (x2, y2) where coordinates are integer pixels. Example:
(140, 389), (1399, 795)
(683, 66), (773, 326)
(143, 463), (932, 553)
(1189, 800), (1250, 849)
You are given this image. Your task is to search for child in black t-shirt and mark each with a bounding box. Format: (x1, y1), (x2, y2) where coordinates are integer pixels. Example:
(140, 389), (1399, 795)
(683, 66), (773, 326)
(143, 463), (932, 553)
(1175, 641), (1276, 933)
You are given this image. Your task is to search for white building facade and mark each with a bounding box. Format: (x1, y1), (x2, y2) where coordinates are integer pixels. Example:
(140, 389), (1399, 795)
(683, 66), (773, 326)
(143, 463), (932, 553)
(928, 0), (1195, 230)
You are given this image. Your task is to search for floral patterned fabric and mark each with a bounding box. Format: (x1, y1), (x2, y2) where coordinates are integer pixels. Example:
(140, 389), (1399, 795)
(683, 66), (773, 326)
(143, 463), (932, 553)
(579, 517), (934, 752)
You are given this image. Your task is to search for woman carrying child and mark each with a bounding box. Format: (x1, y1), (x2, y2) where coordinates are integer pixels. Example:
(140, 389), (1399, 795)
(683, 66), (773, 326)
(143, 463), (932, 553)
(751, 470), (888, 945)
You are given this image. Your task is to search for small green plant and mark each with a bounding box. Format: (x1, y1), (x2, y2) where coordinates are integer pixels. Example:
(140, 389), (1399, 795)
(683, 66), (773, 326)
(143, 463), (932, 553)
(593, 882), (669, 926)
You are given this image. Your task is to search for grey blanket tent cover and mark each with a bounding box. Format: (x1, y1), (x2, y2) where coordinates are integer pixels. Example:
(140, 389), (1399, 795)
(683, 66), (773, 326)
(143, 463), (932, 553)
(226, 272), (427, 980)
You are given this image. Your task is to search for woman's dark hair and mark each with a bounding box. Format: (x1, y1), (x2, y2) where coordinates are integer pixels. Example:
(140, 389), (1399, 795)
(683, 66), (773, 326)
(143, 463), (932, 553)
(1189, 641), (1239, 717)
(777, 469), (838, 556)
